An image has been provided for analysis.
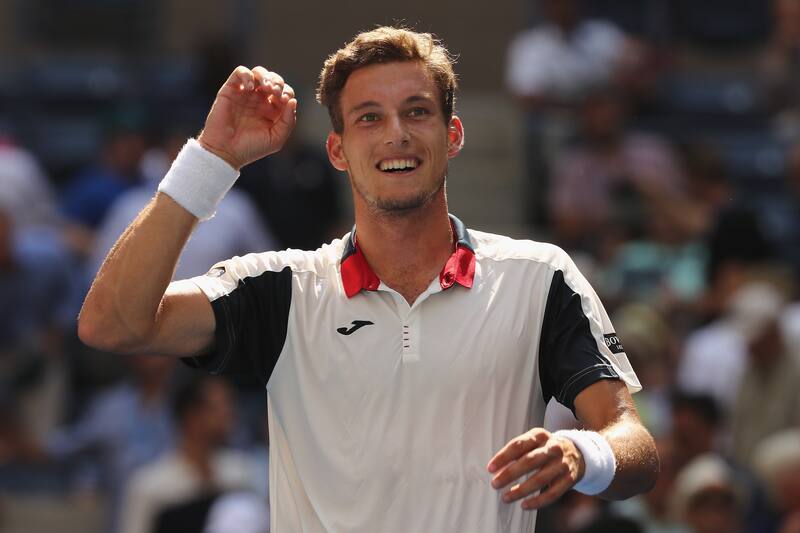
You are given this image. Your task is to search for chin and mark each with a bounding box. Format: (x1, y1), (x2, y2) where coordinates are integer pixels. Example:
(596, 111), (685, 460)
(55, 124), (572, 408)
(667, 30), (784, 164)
(375, 194), (428, 212)
(352, 172), (445, 215)
(372, 184), (445, 214)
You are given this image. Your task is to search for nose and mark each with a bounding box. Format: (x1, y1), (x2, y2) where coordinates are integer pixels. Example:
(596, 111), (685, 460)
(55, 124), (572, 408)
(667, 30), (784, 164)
(384, 114), (410, 146)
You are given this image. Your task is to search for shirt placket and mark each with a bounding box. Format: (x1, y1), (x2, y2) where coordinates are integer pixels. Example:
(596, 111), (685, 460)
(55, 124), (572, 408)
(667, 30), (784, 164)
(400, 310), (421, 363)
(381, 280), (442, 364)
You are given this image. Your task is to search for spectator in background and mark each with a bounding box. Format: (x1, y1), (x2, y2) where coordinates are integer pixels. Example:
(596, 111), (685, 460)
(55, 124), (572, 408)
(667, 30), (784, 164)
(698, 207), (776, 324)
(548, 88), (686, 254)
(202, 491), (270, 533)
(0, 136), (78, 457)
(0, 206), (75, 440)
(759, 0), (800, 120)
(60, 106), (148, 256)
(119, 376), (258, 533)
(752, 430), (800, 532)
(0, 209), (73, 356)
(0, 137), (61, 229)
(677, 276), (792, 417)
(730, 282), (800, 467)
(506, 0), (641, 111)
(0, 136), (74, 352)
(593, 145), (731, 317)
(0, 354), (175, 532)
(669, 454), (746, 533)
(505, 0), (651, 225)
(647, 143), (733, 244)
(669, 390), (775, 533)
(26, 355), (174, 533)
(669, 392), (722, 472)
(237, 133), (342, 251)
(90, 130), (278, 281)
(753, 140), (800, 278)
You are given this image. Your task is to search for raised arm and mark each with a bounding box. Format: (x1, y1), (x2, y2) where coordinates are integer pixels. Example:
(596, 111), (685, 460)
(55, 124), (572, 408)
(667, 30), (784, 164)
(78, 66), (297, 357)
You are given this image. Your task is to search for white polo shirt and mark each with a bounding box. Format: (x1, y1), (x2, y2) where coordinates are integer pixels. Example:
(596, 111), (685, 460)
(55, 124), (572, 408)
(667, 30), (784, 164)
(181, 215), (640, 533)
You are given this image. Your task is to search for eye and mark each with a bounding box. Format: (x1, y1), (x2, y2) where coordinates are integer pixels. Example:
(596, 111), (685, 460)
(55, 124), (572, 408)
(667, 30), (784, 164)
(408, 107), (430, 117)
(358, 112), (379, 122)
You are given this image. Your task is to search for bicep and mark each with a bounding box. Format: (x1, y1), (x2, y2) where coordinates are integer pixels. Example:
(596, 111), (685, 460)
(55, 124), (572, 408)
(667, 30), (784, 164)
(142, 281), (216, 357)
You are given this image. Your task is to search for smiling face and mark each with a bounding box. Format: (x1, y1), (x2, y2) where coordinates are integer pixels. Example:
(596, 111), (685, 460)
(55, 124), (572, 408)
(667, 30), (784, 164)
(326, 61), (464, 216)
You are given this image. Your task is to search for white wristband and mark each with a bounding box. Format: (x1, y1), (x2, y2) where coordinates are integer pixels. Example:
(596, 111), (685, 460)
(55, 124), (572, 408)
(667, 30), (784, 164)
(554, 429), (616, 495)
(157, 138), (239, 221)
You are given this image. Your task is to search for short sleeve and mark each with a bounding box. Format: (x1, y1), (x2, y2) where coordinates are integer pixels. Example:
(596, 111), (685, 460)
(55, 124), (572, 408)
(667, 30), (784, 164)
(180, 257), (293, 385)
(538, 255), (641, 414)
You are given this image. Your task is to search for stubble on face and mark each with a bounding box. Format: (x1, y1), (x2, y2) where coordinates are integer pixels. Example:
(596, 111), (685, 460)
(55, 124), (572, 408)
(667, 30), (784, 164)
(333, 61), (457, 219)
(348, 166), (447, 217)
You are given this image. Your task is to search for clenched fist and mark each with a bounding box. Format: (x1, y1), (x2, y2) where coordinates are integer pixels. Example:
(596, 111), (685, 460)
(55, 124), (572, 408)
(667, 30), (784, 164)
(198, 66), (297, 170)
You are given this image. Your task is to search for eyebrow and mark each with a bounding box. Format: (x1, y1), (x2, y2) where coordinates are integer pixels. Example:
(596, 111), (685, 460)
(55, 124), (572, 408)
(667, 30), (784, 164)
(405, 95), (435, 106)
(348, 100), (381, 116)
(346, 94), (437, 116)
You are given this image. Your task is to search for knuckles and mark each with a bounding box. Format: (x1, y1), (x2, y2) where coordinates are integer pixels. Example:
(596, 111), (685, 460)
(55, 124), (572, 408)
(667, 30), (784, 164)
(234, 65), (251, 77)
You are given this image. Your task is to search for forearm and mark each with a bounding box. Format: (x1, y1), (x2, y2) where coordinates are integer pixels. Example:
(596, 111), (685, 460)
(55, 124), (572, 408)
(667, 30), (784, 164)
(78, 193), (197, 351)
(572, 380), (659, 500)
(599, 413), (659, 500)
(80, 66), (295, 355)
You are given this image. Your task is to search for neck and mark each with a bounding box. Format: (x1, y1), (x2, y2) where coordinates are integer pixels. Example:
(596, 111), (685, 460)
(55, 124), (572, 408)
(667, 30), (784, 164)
(353, 190), (453, 304)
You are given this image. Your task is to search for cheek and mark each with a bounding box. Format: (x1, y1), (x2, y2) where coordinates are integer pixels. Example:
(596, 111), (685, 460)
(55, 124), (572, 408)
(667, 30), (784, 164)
(342, 136), (374, 166)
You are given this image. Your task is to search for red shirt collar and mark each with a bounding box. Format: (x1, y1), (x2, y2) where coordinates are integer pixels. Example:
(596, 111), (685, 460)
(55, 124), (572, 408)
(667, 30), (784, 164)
(340, 214), (476, 298)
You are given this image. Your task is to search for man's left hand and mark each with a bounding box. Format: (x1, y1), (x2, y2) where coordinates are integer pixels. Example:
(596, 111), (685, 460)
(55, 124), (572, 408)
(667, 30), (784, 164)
(487, 428), (585, 510)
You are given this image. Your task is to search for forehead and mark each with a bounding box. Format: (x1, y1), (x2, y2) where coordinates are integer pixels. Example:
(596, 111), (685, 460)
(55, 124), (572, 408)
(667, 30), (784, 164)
(339, 61), (438, 110)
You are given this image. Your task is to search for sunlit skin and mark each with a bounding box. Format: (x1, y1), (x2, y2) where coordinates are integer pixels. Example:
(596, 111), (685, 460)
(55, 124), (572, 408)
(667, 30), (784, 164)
(323, 60), (465, 304)
(326, 61), (464, 217)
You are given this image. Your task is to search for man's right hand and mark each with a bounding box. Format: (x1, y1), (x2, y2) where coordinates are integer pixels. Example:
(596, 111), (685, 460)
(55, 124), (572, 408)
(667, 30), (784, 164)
(198, 66), (297, 170)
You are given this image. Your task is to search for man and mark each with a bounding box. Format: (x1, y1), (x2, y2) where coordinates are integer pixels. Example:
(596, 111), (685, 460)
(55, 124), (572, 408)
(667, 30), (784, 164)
(505, 0), (630, 109)
(79, 26), (658, 532)
(119, 376), (257, 533)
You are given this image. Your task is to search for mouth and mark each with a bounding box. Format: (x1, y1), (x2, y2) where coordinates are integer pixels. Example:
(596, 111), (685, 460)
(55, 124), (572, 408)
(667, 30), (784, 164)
(375, 157), (421, 175)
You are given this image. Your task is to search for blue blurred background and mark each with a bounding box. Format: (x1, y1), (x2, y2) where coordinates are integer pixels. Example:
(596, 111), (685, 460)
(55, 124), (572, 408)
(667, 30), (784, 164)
(1, 1), (800, 532)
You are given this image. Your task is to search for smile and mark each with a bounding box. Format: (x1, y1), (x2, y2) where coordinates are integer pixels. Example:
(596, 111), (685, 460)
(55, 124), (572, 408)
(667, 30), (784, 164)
(376, 158), (421, 173)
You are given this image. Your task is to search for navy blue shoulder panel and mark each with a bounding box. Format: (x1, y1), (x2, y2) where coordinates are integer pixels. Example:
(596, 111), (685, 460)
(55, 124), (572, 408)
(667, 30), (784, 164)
(538, 270), (619, 414)
(182, 266), (292, 385)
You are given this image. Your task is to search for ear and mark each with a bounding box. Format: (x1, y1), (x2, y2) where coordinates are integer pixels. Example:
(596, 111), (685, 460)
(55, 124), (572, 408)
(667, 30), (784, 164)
(326, 131), (348, 172)
(446, 116), (465, 158)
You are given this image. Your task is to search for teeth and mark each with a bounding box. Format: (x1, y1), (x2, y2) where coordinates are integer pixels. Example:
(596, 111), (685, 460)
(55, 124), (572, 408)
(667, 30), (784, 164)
(379, 158), (418, 171)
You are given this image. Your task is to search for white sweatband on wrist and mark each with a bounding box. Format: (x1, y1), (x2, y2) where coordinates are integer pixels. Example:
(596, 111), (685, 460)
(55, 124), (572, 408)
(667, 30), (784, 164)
(554, 429), (616, 495)
(157, 138), (239, 221)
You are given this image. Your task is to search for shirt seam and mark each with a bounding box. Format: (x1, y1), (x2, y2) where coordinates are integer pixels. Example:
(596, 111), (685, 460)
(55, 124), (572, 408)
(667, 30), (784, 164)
(557, 363), (617, 404)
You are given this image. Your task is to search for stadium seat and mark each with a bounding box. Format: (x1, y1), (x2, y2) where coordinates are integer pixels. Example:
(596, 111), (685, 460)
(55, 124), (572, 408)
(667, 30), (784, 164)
(659, 74), (763, 117)
(582, 0), (669, 39)
(672, 0), (771, 47)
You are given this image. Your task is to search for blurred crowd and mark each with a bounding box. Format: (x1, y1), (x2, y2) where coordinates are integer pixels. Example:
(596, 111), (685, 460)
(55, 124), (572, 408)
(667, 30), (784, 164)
(508, 1), (800, 532)
(1, 0), (800, 532)
(0, 33), (342, 533)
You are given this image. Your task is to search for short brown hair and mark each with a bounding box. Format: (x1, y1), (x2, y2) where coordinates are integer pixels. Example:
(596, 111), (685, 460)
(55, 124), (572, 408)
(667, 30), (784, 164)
(317, 26), (458, 133)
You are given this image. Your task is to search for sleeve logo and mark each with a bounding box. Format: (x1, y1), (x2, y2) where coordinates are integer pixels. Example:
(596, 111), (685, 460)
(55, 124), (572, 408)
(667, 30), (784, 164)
(603, 333), (625, 354)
